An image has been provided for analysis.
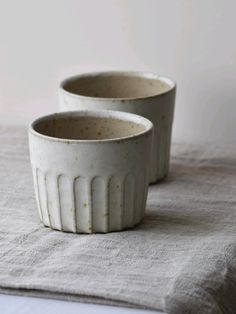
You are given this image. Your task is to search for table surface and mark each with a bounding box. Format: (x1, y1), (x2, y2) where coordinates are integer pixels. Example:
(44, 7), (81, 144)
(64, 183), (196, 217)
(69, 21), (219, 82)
(0, 294), (163, 314)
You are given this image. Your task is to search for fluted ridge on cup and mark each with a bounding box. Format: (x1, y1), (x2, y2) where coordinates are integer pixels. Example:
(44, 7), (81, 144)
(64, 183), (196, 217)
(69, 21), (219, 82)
(32, 168), (148, 233)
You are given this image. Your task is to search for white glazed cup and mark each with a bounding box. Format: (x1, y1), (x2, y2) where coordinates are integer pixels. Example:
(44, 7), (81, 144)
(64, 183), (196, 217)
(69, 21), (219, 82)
(59, 71), (176, 183)
(29, 110), (153, 234)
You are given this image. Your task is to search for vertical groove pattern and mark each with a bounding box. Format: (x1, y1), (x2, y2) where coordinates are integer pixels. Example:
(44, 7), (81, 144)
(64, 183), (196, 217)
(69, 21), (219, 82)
(33, 167), (43, 221)
(134, 170), (145, 225)
(141, 171), (149, 219)
(56, 175), (63, 230)
(74, 177), (91, 233)
(123, 173), (136, 229)
(58, 175), (75, 232)
(108, 176), (123, 231)
(37, 169), (50, 226)
(71, 178), (77, 233)
(88, 178), (92, 233)
(91, 177), (108, 233)
(45, 173), (60, 229)
(34, 172), (146, 233)
(44, 174), (52, 228)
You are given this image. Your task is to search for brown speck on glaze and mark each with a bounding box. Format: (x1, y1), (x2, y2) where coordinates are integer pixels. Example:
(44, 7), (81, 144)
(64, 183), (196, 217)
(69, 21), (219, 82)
(30, 108), (153, 233)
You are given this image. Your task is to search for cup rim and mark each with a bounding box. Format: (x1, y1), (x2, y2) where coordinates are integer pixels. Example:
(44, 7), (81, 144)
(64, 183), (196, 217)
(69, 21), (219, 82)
(59, 70), (176, 101)
(29, 110), (153, 144)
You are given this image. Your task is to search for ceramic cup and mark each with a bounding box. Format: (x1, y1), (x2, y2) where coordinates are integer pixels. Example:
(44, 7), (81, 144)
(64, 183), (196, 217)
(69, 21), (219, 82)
(59, 71), (176, 183)
(29, 110), (153, 233)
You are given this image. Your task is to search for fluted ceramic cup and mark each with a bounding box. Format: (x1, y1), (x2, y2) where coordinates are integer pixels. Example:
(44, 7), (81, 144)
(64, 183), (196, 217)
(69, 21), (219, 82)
(59, 71), (176, 183)
(29, 110), (153, 233)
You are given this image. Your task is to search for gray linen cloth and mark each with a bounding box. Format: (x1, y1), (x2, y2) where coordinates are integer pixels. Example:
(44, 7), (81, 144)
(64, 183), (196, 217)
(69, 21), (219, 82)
(0, 125), (236, 314)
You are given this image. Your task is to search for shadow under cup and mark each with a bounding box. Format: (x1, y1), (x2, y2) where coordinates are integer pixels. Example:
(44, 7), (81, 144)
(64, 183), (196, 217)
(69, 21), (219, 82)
(59, 71), (176, 183)
(29, 111), (153, 233)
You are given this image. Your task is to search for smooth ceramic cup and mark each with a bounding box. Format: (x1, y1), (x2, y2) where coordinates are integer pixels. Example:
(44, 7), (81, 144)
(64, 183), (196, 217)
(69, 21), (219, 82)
(59, 71), (176, 183)
(29, 110), (153, 234)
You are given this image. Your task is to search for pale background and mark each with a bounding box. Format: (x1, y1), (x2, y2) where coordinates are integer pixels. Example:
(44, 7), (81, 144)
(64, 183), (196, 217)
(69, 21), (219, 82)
(0, 0), (236, 144)
(0, 1), (234, 312)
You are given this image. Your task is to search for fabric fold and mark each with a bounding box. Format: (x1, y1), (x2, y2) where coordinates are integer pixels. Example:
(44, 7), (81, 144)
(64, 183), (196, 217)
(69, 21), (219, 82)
(165, 242), (236, 314)
(0, 126), (236, 313)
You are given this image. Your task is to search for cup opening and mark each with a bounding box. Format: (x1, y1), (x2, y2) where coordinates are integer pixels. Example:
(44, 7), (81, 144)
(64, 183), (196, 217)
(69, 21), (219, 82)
(61, 71), (175, 99)
(31, 113), (148, 141)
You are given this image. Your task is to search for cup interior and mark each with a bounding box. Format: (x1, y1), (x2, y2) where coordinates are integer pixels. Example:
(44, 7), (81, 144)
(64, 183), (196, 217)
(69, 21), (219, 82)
(61, 72), (174, 99)
(32, 114), (148, 141)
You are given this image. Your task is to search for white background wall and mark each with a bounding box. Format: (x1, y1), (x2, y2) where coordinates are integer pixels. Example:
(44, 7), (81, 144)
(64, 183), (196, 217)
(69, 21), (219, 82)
(0, 0), (235, 143)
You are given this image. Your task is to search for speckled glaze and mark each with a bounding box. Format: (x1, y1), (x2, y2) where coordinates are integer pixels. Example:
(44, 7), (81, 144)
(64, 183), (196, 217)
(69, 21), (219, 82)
(59, 71), (176, 183)
(29, 110), (153, 233)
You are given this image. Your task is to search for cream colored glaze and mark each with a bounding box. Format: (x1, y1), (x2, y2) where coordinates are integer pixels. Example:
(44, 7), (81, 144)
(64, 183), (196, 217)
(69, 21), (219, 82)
(59, 71), (176, 183)
(29, 110), (153, 234)
(62, 72), (171, 99)
(34, 116), (145, 140)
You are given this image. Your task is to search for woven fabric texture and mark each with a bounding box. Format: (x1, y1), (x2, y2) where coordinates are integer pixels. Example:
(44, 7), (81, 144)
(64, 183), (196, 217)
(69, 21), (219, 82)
(0, 126), (236, 314)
